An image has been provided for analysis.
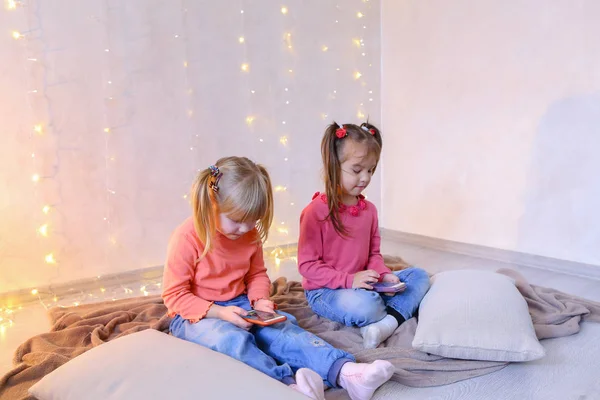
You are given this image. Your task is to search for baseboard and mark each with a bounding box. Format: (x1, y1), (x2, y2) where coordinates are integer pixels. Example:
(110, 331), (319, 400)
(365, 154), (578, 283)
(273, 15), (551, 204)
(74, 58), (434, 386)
(380, 228), (600, 281)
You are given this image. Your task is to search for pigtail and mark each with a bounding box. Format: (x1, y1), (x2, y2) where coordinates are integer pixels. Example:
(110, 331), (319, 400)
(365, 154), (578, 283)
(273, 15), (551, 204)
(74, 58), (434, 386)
(255, 164), (274, 243)
(321, 122), (349, 236)
(191, 167), (218, 259)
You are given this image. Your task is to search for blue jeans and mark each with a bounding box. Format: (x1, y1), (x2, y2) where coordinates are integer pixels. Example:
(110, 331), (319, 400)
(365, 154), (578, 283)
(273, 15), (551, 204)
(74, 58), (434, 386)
(306, 267), (430, 327)
(169, 294), (355, 387)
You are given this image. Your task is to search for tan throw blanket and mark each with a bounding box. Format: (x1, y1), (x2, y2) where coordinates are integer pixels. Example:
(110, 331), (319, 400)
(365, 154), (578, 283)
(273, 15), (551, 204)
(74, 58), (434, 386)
(1, 268), (599, 400)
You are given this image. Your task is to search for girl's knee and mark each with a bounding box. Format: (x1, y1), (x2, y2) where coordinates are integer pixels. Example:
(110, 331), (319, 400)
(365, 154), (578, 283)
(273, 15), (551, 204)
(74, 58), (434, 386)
(338, 292), (386, 326)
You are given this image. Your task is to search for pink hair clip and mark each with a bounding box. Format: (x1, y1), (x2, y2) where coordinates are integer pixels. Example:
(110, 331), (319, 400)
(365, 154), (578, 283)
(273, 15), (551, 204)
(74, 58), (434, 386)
(336, 126), (347, 138)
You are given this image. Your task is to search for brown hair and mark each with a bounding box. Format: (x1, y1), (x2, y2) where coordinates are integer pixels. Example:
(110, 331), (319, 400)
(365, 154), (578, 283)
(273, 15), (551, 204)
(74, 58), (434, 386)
(321, 121), (383, 236)
(191, 156), (274, 259)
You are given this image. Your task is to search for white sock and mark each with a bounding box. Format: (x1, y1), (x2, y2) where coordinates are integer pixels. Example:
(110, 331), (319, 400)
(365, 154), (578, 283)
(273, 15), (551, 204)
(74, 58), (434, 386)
(290, 368), (325, 400)
(338, 361), (395, 400)
(360, 315), (399, 349)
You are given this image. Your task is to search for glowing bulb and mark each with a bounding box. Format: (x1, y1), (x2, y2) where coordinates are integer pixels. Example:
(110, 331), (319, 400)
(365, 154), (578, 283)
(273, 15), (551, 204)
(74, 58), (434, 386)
(238, 36), (245, 43)
(42, 205), (51, 214)
(281, 6), (288, 14)
(31, 289), (38, 295)
(187, 110), (193, 117)
(45, 253), (56, 264)
(38, 224), (49, 237)
(357, 110), (366, 119)
(7, 0), (17, 9)
(322, 45), (328, 52)
(274, 185), (287, 192)
(280, 136), (288, 145)
(104, 128), (110, 133)
(100, 288), (106, 293)
(288, 69), (293, 73)
(53, 296), (58, 302)
(357, 12), (364, 18)
(241, 63), (249, 72)
(34, 124), (43, 134)
(183, 61), (188, 67)
(277, 227), (289, 235)
(290, 202), (295, 206)
(321, 113), (328, 120)
(352, 38), (361, 48)
(12, 31), (22, 39)
(32, 174), (40, 182)
(354, 71), (362, 79)
(245, 116), (255, 125)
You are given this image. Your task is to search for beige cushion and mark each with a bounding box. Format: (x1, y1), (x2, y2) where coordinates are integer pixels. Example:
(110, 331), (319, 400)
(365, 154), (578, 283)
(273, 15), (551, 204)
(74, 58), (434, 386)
(412, 270), (545, 362)
(29, 329), (306, 400)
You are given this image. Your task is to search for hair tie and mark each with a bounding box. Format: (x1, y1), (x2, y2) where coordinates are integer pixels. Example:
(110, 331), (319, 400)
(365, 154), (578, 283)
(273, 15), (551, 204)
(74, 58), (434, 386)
(361, 125), (376, 136)
(335, 126), (347, 138)
(208, 165), (223, 192)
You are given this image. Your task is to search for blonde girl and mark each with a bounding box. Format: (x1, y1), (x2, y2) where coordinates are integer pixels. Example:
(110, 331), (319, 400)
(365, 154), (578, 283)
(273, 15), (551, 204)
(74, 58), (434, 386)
(163, 156), (395, 400)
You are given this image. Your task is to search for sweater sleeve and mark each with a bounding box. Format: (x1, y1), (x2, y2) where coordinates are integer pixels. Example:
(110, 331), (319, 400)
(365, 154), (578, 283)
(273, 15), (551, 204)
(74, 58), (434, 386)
(161, 232), (212, 322)
(298, 204), (355, 289)
(245, 244), (272, 304)
(365, 211), (393, 278)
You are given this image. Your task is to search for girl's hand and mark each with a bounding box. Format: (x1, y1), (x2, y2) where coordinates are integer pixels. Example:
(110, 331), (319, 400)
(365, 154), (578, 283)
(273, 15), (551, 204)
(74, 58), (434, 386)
(352, 269), (380, 290)
(253, 299), (275, 313)
(381, 273), (400, 284)
(208, 304), (253, 330)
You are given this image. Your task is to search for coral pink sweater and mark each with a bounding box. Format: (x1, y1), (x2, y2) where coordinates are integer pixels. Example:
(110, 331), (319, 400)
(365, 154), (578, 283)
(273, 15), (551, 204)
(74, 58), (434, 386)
(162, 217), (271, 322)
(298, 193), (392, 290)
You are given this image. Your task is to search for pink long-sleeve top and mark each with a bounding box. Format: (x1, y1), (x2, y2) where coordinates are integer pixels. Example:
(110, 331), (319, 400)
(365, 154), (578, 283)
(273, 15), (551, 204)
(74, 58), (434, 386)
(298, 192), (392, 290)
(162, 217), (271, 323)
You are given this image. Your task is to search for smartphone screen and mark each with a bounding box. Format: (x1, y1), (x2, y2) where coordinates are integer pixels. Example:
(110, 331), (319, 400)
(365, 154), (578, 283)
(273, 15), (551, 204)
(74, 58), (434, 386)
(246, 310), (279, 321)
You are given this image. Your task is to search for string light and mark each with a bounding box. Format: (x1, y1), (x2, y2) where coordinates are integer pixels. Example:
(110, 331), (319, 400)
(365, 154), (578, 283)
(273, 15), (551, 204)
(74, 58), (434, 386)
(31, 173), (40, 182)
(34, 124), (43, 134)
(281, 6), (288, 14)
(274, 185), (287, 192)
(31, 289), (38, 295)
(357, 12), (364, 18)
(42, 205), (51, 214)
(280, 136), (288, 146)
(38, 224), (49, 237)
(11, 30), (22, 39)
(245, 116), (255, 125)
(322, 45), (328, 52)
(6, 0), (18, 10)
(45, 253), (56, 264)
(354, 71), (362, 79)
(241, 63), (249, 72)
(238, 36), (245, 43)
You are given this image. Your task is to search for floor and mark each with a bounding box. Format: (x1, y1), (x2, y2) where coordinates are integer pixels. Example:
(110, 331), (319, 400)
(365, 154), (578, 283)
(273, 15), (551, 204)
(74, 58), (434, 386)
(1, 239), (599, 400)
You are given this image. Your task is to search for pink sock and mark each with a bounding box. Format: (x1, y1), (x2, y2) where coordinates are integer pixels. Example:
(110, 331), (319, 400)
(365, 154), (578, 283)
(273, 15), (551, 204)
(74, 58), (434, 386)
(290, 368), (325, 400)
(337, 360), (395, 400)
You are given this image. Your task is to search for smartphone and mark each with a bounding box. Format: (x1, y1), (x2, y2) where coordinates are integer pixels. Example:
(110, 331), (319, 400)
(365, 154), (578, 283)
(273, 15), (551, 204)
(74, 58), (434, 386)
(371, 281), (407, 293)
(243, 310), (287, 326)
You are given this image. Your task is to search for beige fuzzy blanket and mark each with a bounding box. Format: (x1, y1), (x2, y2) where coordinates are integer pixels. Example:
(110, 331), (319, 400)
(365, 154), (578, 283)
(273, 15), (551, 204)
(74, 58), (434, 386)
(1, 261), (599, 399)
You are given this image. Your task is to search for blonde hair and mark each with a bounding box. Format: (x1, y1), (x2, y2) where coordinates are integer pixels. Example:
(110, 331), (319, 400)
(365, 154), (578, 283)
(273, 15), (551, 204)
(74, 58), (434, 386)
(191, 156), (274, 258)
(321, 122), (382, 236)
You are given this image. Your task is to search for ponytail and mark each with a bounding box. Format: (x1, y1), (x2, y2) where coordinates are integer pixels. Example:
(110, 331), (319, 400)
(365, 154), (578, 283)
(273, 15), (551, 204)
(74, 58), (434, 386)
(191, 168), (218, 259)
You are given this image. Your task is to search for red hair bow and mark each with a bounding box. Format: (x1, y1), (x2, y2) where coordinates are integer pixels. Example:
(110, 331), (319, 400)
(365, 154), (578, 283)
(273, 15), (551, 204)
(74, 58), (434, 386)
(336, 127), (347, 138)
(369, 128), (375, 135)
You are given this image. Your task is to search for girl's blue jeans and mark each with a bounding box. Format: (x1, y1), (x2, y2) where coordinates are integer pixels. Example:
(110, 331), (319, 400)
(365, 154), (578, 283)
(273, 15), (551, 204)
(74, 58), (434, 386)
(306, 267), (430, 327)
(169, 294), (355, 387)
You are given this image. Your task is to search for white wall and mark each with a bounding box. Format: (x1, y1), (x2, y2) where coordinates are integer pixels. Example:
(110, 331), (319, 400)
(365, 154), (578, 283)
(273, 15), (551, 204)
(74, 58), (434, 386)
(0, 0), (381, 293)
(381, 0), (600, 265)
